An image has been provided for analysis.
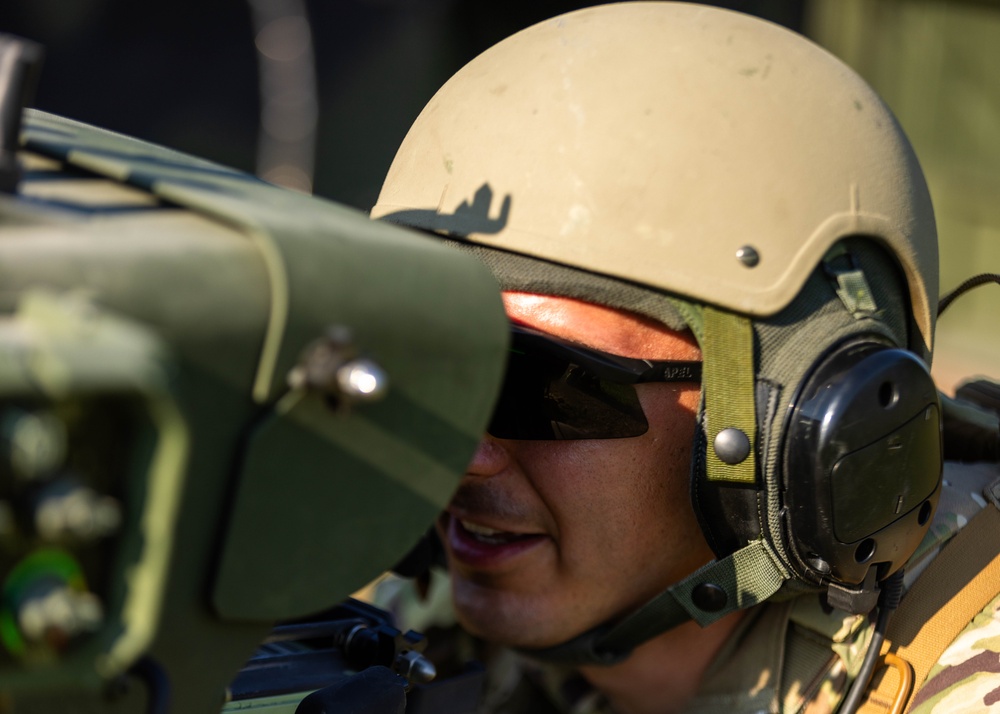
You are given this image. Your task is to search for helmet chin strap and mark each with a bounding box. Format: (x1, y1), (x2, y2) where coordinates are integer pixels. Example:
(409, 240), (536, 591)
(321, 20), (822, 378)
(517, 540), (790, 666)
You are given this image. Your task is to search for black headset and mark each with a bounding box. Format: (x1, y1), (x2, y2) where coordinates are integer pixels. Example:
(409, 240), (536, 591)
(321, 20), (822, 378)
(693, 334), (941, 614)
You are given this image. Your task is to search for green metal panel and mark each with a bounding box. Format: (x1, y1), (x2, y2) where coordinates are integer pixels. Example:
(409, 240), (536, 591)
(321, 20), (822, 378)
(2, 112), (507, 712)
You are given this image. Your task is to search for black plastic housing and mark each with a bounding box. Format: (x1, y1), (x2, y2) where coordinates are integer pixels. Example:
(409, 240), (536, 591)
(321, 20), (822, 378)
(782, 340), (942, 586)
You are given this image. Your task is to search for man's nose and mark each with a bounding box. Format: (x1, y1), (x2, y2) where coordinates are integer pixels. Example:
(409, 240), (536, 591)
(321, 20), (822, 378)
(466, 434), (511, 477)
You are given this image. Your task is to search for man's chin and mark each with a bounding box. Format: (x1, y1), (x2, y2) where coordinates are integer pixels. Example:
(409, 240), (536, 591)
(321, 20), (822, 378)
(450, 579), (582, 650)
(456, 612), (572, 650)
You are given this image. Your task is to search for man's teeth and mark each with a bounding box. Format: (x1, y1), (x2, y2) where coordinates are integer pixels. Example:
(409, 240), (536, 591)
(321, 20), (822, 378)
(460, 520), (505, 537)
(458, 519), (532, 544)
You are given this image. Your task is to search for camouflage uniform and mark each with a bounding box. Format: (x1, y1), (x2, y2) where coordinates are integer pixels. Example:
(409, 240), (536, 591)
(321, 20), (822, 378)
(381, 462), (1000, 713)
(909, 593), (1000, 713)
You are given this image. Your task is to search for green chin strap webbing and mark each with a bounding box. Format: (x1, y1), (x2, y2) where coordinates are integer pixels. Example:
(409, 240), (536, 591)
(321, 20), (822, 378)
(519, 539), (790, 666)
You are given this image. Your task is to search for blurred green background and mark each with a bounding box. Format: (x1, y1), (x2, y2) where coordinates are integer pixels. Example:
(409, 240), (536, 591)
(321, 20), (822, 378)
(809, 0), (999, 390)
(1, 0), (995, 388)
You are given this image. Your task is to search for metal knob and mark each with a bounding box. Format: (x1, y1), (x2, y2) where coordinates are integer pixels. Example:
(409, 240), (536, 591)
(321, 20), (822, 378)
(287, 326), (389, 407)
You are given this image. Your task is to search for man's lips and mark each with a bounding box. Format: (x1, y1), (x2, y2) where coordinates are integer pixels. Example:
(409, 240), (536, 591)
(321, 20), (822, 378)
(442, 512), (548, 569)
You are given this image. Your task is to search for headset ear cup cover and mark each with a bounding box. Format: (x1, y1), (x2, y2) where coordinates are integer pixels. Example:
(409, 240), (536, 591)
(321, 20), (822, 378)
(781, 340), (942, 586)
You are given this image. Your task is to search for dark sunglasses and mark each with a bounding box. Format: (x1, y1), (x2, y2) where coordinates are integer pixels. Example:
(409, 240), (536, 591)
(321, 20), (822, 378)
(488, 324), (702, 440)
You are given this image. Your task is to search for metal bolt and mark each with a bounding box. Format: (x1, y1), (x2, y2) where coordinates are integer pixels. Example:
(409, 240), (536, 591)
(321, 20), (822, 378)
(714, 427), (751, 465)
(394, 649), (437, 685)
(736, 245), (760, 267)
(806, 555), (832, 575)
(288, 327), (389, 405)
(336, 359), (389, 402)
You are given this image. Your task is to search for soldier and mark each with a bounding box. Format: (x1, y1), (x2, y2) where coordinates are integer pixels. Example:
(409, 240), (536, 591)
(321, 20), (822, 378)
(371, 3), (1000, 712)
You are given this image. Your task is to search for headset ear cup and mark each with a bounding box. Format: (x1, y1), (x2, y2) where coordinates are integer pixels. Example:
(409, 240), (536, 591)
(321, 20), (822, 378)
(780, 339), (942, 588)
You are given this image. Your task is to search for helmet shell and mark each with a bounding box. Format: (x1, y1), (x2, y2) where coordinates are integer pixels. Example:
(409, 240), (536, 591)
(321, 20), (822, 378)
(372, 2), (937, 358)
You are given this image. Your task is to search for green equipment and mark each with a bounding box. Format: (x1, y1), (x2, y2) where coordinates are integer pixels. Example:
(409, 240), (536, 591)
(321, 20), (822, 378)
(0, 34), (507, 713)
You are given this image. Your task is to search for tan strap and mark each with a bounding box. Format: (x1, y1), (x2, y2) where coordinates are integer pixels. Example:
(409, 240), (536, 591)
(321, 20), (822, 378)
(857, 491), (1000, 713)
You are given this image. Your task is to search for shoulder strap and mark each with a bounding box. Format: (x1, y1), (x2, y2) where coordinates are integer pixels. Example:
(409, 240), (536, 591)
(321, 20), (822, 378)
(858, 476), (1000, 714)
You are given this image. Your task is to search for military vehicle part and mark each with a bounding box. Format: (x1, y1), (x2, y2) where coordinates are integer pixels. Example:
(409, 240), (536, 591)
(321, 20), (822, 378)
(0, 34), (506, 712)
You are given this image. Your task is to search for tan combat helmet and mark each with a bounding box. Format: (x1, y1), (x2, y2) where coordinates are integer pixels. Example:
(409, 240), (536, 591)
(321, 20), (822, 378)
(373, 2), (942, 664)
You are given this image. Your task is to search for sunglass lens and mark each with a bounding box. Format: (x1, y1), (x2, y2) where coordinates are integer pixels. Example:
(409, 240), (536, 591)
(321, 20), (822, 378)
(487, 351), (649, 440)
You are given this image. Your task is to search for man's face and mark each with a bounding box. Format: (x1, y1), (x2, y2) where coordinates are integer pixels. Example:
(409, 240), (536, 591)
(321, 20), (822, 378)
(436, 292), (716, 649)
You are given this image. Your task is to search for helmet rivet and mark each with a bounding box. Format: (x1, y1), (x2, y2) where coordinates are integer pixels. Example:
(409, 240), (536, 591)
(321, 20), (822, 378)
(714, 428), (751, 465)
(736, 245), (760, 267)
(692, 583), (728, 612)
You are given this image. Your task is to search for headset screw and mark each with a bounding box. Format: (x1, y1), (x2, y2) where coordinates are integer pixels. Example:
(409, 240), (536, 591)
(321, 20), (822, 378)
(806, 555), (831, 575)
(736, 245), (760, 268)
(714, 428), (751, 465)
(692, 583), (728, 612)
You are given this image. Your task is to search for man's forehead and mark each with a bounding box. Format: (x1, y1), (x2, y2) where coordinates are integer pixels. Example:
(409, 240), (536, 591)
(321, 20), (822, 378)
(501, 291), (700, 361)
